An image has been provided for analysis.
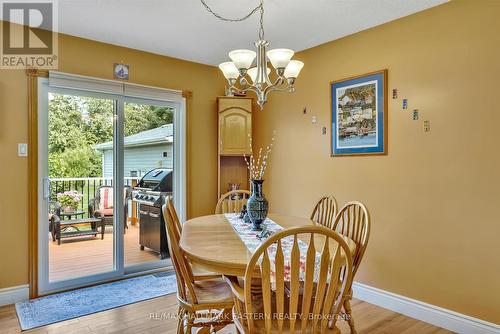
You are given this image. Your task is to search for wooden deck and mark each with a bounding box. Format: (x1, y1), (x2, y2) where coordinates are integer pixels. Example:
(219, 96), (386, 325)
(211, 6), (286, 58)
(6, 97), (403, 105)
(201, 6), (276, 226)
(0, 294), (453, 333)
(49, 224), (161, 282)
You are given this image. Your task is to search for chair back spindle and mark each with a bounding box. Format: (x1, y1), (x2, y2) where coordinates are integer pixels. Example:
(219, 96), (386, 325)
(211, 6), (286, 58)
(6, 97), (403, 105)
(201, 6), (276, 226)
(310, 195), (338, 229)
(215, 190), (251, 214)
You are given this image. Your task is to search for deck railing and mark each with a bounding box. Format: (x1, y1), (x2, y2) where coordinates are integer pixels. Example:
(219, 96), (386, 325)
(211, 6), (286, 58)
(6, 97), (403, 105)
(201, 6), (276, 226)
(49, 177), (141, 217)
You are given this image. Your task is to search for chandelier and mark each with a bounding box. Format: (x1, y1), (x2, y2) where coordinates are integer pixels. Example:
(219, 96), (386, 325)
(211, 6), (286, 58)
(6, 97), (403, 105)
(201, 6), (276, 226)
(201, 0), (304, 110)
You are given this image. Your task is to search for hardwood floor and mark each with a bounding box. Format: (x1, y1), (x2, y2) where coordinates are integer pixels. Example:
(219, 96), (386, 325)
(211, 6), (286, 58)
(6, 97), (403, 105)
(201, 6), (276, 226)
(49, 224), (160, 281)
(0, 294), (453, 333)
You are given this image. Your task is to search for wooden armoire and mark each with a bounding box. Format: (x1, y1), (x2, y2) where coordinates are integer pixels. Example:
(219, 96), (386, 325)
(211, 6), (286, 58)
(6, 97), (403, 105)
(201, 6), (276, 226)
(217, 96), (253, 199)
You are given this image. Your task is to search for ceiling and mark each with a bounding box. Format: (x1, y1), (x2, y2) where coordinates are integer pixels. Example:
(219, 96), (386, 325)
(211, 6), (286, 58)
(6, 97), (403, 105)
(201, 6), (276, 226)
(54, 0), (448, 66)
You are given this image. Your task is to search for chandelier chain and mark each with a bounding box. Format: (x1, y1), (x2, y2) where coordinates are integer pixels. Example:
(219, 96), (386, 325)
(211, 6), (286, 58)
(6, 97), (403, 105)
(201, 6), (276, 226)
(258, 1), (265, 40)
(199, 0), (265, 40)
(199, 0), (261, 22)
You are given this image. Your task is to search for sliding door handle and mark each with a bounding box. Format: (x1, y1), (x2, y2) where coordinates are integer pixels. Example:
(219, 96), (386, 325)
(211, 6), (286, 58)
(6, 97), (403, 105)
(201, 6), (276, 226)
(43, 178), (51, 199)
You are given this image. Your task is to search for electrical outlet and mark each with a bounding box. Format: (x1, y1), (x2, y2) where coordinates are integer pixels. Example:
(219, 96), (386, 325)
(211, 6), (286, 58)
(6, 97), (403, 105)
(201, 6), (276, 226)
(423, 120), (430, 132)
(18, 143), (28, 157)
(322, 127), (327, 135)
(311, 116), (317, 124)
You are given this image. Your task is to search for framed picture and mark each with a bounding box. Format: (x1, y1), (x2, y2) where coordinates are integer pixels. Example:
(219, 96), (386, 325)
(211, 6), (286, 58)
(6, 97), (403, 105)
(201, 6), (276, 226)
(113, 63), (129, 80)
(330, 69), (387, 156)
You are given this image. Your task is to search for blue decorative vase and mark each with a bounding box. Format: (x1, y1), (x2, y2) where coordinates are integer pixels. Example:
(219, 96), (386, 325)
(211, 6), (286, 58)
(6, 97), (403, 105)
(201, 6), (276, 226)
(247, 179), (269, 231)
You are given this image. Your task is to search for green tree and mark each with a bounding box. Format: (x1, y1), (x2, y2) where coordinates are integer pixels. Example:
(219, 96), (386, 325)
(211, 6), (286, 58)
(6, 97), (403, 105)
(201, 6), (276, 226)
(124, 103), (173, 136)
(48, 94), (173, 178)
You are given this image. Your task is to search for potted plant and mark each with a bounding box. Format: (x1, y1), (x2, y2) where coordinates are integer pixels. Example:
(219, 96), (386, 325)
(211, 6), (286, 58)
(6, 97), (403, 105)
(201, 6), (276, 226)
(244, 133), (275, 231)
(57, 190), (83, 214)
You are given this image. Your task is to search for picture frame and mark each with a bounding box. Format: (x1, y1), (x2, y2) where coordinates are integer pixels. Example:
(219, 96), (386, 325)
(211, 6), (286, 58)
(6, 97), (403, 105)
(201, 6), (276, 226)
(330, 69), (388, 156)
(113, 63), (129, 80)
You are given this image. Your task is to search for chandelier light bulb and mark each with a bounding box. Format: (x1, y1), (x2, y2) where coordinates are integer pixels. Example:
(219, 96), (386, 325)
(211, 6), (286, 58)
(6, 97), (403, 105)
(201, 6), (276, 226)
(228, 49), (256, 71)
(247, 67), (271, 84)
(218, 62), (240, 79)
(266, 48), (294, 70)
(284, 60), (304, 79)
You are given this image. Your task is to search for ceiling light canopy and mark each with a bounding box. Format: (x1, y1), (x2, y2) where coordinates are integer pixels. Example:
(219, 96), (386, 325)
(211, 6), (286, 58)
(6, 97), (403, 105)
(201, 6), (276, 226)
(201, 0), (304, 110)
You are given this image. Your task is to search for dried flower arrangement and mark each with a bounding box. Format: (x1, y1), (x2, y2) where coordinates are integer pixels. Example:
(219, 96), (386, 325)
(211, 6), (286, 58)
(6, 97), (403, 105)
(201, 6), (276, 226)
(244, 132), (276, 181)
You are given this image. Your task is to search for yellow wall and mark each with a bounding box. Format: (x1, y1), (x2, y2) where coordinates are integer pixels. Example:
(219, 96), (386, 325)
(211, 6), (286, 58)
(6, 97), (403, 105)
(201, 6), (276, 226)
(1, 0), (498, 325)
(0, 32), (224, 289)
(254, 0), (500, 324)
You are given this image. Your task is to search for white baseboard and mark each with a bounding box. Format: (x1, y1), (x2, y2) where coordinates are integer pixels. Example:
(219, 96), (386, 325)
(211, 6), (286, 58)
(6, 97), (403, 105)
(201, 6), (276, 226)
(0, 285), (29, 306)
(352, 282), (500, 334)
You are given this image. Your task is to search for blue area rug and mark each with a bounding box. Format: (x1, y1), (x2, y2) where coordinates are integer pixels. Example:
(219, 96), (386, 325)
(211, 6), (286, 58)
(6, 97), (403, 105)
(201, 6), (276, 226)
(15, 272), (177, 330)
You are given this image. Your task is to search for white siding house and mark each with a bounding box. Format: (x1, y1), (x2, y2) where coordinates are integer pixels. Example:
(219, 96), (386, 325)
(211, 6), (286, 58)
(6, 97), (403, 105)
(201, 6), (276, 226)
(94, 124), (173, 178)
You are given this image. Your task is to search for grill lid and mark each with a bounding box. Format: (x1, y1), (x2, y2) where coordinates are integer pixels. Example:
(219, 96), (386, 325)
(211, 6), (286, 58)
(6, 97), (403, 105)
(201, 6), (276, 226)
(136, 168), (173, 192)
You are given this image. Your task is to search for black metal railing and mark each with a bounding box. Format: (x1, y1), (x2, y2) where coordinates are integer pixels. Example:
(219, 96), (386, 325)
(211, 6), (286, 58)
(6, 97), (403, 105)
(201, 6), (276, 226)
(49, 177), (140, 217)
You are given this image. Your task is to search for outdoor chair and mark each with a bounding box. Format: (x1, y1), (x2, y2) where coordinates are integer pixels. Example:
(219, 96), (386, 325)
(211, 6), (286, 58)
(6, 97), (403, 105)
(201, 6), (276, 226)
(89, 185), (131, 233)
(48, 201), (61, 242)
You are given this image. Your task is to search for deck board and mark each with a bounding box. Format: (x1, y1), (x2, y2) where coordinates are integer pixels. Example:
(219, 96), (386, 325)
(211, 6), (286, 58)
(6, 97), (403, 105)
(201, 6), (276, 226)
(49, 224), (161, 282)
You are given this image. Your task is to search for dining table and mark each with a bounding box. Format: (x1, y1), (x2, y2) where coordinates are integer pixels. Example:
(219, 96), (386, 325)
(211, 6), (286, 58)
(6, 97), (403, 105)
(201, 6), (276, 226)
(179, 213), (357, 277)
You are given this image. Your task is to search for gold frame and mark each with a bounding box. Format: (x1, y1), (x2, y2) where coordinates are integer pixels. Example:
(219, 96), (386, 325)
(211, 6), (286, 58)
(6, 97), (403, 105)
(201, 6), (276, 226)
(330, 69), (388, 157)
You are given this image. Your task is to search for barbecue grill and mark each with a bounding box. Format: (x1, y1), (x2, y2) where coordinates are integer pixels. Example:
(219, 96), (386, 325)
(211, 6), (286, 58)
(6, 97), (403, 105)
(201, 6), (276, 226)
(132, 168), (172, 259)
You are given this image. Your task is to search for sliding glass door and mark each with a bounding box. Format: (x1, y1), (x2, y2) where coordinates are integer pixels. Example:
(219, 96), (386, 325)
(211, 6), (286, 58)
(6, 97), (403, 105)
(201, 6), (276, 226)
(46, 92), (117, 283)
(123, 100), (175, 270)
(37, 75), (185, 295)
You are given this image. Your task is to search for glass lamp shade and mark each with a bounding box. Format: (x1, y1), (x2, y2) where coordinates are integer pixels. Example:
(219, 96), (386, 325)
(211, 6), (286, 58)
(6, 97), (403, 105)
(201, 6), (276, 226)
(228, 49), (256, 70)
(218, 62), (239, 79)
(266, 48), (294, 69)
(284, 60), (304, 79)
(247, 67), (271, 84)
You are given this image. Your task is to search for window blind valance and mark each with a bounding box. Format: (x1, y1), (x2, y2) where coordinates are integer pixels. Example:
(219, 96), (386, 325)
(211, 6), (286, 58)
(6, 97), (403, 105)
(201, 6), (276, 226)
(48, 71), (183, 102)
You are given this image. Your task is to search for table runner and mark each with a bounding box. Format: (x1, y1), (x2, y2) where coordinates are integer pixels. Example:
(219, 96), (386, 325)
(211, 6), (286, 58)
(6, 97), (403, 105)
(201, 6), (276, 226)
(224, 213), (322, 281)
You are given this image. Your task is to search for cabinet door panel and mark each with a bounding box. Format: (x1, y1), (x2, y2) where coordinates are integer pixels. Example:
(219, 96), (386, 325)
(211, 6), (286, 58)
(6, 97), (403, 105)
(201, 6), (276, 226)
(219, 109), (251, 155)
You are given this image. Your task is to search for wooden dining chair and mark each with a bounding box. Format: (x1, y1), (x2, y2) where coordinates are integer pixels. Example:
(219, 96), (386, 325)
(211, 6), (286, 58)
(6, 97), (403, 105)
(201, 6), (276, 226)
(225, 225), (353, 334)
(215, 190), (251, 214)
(332, 201), (371, 334)
(164, 198), (221, 282)
(163, 198), (234, 333)
(168, 196), (183, 235)
(310, 195), (338, 229)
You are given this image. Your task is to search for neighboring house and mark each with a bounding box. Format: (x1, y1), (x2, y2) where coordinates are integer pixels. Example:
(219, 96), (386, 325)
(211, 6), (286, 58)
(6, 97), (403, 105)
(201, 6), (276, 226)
(94, 124), (173, 178)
